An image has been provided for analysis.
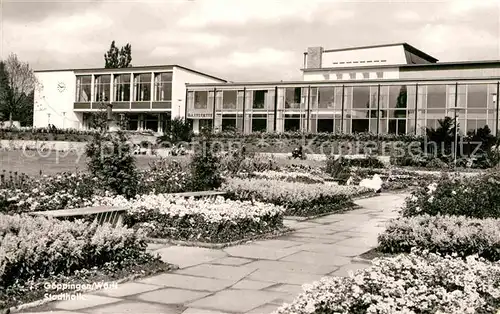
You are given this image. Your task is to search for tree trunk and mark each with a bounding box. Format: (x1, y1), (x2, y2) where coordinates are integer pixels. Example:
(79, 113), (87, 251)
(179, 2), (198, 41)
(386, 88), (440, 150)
(9, 112), (12, 127)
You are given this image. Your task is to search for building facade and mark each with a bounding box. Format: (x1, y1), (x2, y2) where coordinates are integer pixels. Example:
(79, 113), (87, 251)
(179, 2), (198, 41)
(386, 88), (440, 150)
(33, 65), (225, 132)
(33, 43), (500, 136)
(185, 43), (500, 136)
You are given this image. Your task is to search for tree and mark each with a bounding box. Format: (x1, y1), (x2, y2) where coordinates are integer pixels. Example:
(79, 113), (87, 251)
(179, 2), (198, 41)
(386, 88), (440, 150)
(426, 116), (458, 158)
(0, 54), (38, 126)
(104, 41), (132, 68)
(157, 117), (193, 144)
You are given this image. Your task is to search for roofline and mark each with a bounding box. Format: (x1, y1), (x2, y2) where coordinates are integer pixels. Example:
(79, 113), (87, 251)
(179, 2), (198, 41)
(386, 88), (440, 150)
(185, 76), (500, 88)
(34, 64), (227, 82)
(314, 42), (438, 63)
(300, 59), (500, 72)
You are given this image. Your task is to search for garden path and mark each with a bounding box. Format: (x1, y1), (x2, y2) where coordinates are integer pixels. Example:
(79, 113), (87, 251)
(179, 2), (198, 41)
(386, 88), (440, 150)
(21, 192), (408, 314)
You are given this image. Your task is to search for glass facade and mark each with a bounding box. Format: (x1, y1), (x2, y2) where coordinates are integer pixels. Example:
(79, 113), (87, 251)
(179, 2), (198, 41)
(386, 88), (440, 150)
(186, 82), (500, 135)
(94, 75), (111, 102)
(75, 76), (91, 102)
(133, 73), (152, 101)
(113, 74), (131, 102)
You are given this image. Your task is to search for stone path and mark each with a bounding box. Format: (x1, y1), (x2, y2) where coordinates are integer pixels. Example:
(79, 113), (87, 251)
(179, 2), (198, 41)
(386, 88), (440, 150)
(21, 192), (407, 314)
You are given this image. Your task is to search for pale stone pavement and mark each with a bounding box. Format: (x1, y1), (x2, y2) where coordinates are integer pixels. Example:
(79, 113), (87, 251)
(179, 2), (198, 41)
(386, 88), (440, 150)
(21, 192), (407, 314)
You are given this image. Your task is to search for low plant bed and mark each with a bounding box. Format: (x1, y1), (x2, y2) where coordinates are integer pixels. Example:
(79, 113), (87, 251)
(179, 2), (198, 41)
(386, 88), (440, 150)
(0, 213), (172, 311)
(274, 250), (500, 314)
(249, 170), (326, 184)
(93, 194), (286, 243)
(222, 178), (371, 217)
(378, 214), (500, 262)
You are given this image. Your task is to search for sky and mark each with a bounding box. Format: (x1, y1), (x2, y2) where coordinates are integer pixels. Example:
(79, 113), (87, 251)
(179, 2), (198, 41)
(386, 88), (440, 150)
(1, 0), (499, 82)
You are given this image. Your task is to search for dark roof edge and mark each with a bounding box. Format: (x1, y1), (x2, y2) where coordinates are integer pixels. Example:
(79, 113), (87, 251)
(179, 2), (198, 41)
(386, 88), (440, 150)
(402, 43), (438, 63)
(186, 76), (500, 87)
(34, 64), (227, 82)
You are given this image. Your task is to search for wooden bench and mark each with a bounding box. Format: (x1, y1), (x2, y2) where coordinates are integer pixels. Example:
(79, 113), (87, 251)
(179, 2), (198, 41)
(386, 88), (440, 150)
(30, 206), (126, 227)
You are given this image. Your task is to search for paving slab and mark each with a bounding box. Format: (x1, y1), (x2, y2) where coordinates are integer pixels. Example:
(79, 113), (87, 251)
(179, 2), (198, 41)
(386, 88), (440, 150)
(20, 312), (87, 314)
(293, 226), (337, 235)
(250, 239), (303, 248)
(224, 245), (300, 260)
(331, 263), (371, 277)
(52, 295), (120, 311)
(138, 273), (234, 292)
(280, 251), (352, 266)
(266, 284), (304, 295)
(334, 236), (379, 248)
(155, 246), (227, 269)
(82, 301), (180, 314)
(292, 243), (371, 256)
(247, 269), (323, 285)
(232, 279), (276, 290)
(188, 289), (287, 313)
(147, 243), (168, 251)
(93, 282), (160, 298)
(270, 293), (298, 305)
(175, 264), (256, 281)
(211, 256), (253, 266)
(245, 303), (280, 314)
(134, 288), (209, 304)
(245, 259), (338, 275)
(281, 235), (347, 244)
(182, 308), (230, 314)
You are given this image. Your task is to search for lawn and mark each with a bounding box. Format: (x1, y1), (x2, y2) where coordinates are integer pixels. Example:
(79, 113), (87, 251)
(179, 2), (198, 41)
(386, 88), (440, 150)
(0, 150), (161, 176)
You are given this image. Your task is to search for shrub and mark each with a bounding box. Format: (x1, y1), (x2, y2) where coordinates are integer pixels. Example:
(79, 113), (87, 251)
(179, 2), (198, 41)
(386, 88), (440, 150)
(250, 170), (325, 184)
(137, 159), (191, 194)
(93, 194), (285, 243)
(325, 156), (351, 184)
(85, 109), (139, 199)
(403, 173), (500, 219)
(427, 157), (449, 169)
(378, 215), (500, 261)
(223, 177), (371, 216)
(274, 250), (500, 314)
(0, 214), (148, 288)
(189, 132), (222, 191)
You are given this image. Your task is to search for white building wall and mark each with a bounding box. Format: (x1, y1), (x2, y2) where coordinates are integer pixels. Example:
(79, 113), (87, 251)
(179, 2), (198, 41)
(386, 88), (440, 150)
(321, 45), (407, 68)
(34, 71), (79, 129)
(302, 67), (400, 81)
(172, 67), (225, 119)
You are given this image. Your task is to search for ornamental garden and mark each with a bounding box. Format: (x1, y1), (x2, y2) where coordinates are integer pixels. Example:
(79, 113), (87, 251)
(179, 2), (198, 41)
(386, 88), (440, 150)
(0, 118), (499, 313)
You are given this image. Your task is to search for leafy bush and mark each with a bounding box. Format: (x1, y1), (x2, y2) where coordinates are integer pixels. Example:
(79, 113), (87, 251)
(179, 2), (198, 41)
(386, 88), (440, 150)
(426, 157), (449, 169)
(223, 178), (371, 216)
(403, 173), (500, 219)
(325, 156), (351, 184)
(274, 250), (500, 314)
(189, 132), (222, 191)
(93, 194), (285, 243)
(86, 127), (139, 199)
(0, 214), (148, 288)
(250, 170), (325, 184)
(157, 117), (193, 144)
(378, 215), (500, 261)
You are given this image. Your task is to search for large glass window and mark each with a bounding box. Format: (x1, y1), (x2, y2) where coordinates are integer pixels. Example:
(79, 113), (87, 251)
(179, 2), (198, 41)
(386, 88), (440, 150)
(222, 116), (236, 131)
(284, 114), (301, 131)
(113, 74), (130, 102)
(194, 91), (208, 109)
(318, 87), (335, 109)
(144, 113), (159, 132)
(426, 85), (446, 108)
(317, 119), (334, 132)
(388, 85), (407, 118)
(253, 90), (268, 109)
(94, 75), (111, 102)
(133, 73), (151, 101)
(352, 86), (370, 109)
(252, 115), (267, 132)
(223, 90), (238, 109)
(467, 84), (488, 108)
(75, 76), (91, 102)
(126, 114), (139, 131)
(285, 88), (301, 109)
(154, 72), (172, 101)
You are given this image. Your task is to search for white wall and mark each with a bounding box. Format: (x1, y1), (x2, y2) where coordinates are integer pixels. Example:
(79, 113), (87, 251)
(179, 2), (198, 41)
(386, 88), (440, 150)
(172, 67), (225, 119)
(321, 45), (407, 68)
(34, 71), (79, 129)
(302, 67), (400, 81)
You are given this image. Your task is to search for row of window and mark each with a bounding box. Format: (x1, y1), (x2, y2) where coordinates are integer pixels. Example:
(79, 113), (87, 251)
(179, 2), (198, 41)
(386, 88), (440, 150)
(331, 59), (387, 65)
(188, 84), (498, 112)
(75, 73), (172, 103)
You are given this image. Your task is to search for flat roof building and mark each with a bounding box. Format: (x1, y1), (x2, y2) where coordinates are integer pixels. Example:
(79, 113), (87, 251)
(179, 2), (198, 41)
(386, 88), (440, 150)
(34, 43), (500, 135)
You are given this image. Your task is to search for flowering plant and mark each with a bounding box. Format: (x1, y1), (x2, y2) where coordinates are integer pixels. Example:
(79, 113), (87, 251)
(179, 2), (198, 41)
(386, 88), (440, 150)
(249, 170), (325, 184)
(222, 178), (371, 216)
(274, 250), (500, 314)
(93, 194), (286, 243)
(378, 214), (500, 261)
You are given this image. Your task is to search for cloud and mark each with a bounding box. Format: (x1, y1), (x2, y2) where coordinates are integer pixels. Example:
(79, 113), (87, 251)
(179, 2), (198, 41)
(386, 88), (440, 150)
(194, 48), (295, 70)
(395, 10), (421, 22)
(448, 0), (499, 15)
(178, 0), (339, 27)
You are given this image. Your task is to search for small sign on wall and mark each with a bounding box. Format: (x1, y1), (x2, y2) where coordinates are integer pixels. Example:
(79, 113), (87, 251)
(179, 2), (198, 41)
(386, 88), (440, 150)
(187, 112), (213, 119)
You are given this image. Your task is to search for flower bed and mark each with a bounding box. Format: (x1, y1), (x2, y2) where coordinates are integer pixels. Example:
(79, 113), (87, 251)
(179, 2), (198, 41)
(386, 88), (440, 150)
(250, 170), (325, 184)
(93, 194), (286, 243)
(378, 214), (500, 262)
(222, 178), (371, 217)
(0, 213), (169, 309)
(403, 173), (500, 219)
(274, 250), (500, 314)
